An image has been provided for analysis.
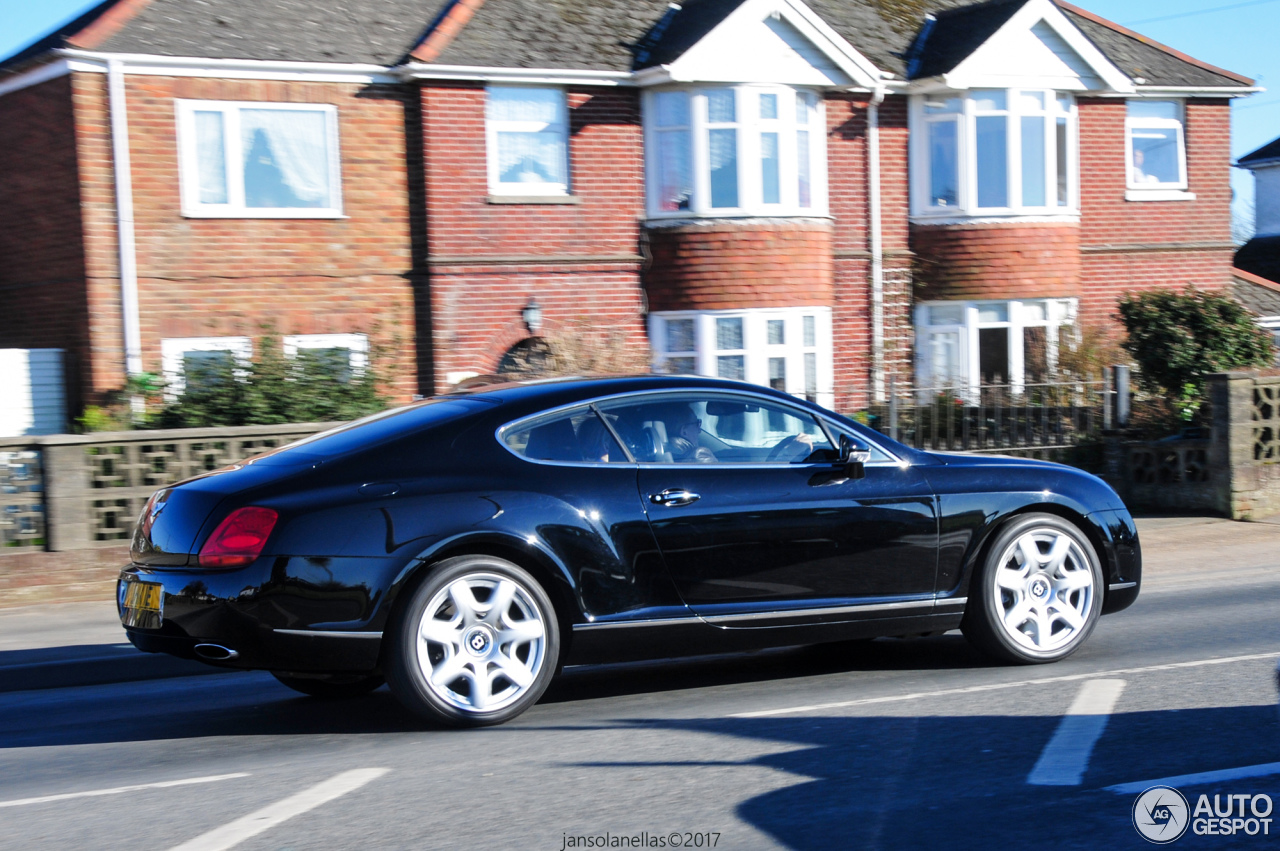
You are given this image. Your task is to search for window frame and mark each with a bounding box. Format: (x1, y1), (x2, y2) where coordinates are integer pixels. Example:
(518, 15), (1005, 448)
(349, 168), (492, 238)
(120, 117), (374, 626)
(160, 336), (253, 399)
(1125, 98), (1188, 192)
(485, 85), (571, 198)
(175, 99), (343, 219)
(282, 333), (370, 376)
(644, 84), (827, 219)
(649, 308), (833, 409)
(910, 89), (1078, 219)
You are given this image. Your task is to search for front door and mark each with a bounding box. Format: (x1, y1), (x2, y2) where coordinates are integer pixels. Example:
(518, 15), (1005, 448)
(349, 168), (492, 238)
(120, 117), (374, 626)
(597, 392), (938, 626)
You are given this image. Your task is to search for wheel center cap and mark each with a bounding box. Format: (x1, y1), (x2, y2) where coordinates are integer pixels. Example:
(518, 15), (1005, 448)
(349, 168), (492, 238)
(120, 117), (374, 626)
(1028, 577), (1050, 599)
(464, 626), (493, 656)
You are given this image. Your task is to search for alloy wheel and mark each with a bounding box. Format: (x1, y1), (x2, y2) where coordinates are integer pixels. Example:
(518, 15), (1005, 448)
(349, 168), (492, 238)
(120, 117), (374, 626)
(990, 528), (1095, 654)
(414, 572), (548, 714)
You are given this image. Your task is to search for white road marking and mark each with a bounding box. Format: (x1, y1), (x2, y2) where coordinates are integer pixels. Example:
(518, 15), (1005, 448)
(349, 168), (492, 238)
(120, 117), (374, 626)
(731, 651), (1280, 718)
(1106, 762), (1280, 794)
(167, 768), (389, 851)
(1026, 679), (1126, 786)
(0, 774), (250, 808)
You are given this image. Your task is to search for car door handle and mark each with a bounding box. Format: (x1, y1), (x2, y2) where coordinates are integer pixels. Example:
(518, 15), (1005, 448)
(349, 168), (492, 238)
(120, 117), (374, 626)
(649, 488), (701, 507)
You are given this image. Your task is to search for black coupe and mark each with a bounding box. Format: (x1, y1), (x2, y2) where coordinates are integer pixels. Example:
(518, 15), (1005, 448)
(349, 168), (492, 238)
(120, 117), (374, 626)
(120, 375), (1140, 726)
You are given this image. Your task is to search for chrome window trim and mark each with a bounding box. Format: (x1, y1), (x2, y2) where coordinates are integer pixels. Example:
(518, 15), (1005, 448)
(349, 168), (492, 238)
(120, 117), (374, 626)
(495, 387), (906, 469)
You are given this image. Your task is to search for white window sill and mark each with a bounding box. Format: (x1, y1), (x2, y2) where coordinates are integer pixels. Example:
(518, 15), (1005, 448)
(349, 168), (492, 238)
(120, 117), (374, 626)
(1125, 189), (1196, 202)
(486, 195), (581, 205)
(909, 212), (1080, 226)
(182, 209), (347, 219)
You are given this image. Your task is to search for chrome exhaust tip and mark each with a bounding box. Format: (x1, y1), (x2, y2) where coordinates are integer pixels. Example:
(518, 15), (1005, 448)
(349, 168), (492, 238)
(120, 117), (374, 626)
(194, 643), (239, 661)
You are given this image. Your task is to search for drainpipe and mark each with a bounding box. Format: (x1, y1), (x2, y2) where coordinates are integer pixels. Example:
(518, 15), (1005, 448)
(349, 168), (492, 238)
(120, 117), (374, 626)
(107, 59), (143, 378)
(867, 80), (887, 402)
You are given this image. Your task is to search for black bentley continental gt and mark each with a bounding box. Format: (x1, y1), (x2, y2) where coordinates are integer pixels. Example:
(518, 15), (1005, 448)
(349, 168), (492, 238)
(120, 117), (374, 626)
(119, 375), (1141, 726)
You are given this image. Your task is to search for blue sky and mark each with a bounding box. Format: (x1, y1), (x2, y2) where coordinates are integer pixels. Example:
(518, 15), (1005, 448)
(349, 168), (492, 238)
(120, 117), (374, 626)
(2, 0), (1276, 225)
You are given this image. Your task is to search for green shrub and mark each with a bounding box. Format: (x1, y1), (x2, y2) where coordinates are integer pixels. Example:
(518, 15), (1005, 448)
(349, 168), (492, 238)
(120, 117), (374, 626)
(1117, 286), (1273, 419)
(148, 334), (389, 429)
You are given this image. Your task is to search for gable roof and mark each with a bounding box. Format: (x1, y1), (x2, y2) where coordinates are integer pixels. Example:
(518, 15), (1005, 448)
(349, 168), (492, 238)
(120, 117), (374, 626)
(905, 0), (1027, 79)
(3, 0), (451, 69)
(1056, 3), (1253, 88)
(1239, 137), (1280, 169)
(0, 0), (1255, 92)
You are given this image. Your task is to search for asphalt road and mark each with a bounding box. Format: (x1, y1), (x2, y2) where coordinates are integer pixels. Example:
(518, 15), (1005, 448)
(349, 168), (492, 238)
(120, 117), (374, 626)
(1, 517), (1278, 850)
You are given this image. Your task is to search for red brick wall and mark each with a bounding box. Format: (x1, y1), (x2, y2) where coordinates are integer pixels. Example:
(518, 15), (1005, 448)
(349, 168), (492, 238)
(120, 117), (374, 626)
(828, 93), (913, 409)
(1076, 97), (1235, 329)
(644, 220), (833, 311)
(420, 84), (649, 386)
(70, 72), (419, 403)
(0, 73), (91, 413)
(911, 222), (1082, 301)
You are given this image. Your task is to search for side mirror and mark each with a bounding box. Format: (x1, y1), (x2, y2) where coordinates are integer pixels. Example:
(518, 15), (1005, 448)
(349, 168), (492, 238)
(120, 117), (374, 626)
(838, 434), (871, 481)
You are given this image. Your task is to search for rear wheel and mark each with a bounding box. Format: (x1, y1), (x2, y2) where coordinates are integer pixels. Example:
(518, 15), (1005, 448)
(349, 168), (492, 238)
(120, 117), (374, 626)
(386, 555), (559, 727)
(271, 672), (385, 698)
(961, 513), (1102, 664)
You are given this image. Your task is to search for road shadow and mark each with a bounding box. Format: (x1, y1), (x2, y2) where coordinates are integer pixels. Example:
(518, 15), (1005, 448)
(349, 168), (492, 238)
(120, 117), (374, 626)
(0, 635), (997, 748)
(544, 634), (992, 704)
(577, 705), (1280, 850)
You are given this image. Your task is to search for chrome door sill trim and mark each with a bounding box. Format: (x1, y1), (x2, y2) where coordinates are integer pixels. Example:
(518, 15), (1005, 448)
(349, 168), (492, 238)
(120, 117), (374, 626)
(573, 617), (694, 631)
(272, 629), (383, 639)
(703, 599), (935, 624)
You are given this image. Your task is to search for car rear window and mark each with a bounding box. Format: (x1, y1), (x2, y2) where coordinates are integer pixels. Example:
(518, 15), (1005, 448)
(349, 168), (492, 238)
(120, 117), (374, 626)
(249, 397), (497, 464)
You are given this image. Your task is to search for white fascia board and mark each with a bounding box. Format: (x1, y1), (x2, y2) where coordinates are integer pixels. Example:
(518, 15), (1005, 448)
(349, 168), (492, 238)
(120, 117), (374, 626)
(0, 58), (71, 98)
(400, 63), (634, 87)
(663, 0), (881, 88)
(776, 0), (886, 86)
(944, 0), (1134, 94)
(55, 49), (397, 84)
(1098, 86), (1262, 98)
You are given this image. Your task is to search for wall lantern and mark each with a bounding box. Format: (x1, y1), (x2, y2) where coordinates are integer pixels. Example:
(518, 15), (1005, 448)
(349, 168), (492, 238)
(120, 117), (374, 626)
(522, 298), (544, 335)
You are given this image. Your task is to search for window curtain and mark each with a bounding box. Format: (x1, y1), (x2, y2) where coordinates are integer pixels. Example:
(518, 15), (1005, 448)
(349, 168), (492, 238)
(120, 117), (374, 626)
(241, 109), (331, 207)
(194, 111), (228, 204)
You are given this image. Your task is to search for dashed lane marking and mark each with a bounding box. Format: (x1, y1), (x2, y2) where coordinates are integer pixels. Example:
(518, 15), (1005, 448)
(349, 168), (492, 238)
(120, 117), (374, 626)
(0, 774), (251, 808)
(730, 651), (1280, 718)
(167, 768), (390, 851)
(1027, 679), (1126, 786)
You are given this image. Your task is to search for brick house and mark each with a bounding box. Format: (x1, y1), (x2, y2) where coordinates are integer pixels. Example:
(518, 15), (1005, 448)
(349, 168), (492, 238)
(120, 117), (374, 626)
(0, 0), (1256, 418)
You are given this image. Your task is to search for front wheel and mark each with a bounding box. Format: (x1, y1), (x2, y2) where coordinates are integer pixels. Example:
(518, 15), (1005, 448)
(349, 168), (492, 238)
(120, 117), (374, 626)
(385, 556), (559, 727)
(961, 513), (1103, 664)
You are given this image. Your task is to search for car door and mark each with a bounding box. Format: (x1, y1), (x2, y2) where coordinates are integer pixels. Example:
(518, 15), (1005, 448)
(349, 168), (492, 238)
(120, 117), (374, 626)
(596, 391), (938, 626)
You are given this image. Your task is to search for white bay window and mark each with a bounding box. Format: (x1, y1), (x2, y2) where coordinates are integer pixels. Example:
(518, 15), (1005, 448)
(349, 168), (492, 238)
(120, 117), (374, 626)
(915, 299), (1077, 394)
(177, 100), (341, 218)
(651, 308), (833, 408)
(646, 86), (826, 218)
(912, 89), (1076, 218)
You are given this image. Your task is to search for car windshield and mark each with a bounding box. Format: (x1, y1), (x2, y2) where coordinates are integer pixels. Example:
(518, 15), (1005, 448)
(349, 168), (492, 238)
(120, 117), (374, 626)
(247, 397), (498, 464)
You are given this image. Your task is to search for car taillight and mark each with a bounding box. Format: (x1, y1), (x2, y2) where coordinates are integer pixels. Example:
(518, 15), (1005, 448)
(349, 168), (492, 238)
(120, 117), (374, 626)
(198, 507), (278, 568)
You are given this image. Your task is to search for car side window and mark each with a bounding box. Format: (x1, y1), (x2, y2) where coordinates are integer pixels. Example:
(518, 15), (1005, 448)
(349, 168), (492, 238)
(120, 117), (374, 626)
(503, 407), (629, 463)
(597, 394), (834, 464)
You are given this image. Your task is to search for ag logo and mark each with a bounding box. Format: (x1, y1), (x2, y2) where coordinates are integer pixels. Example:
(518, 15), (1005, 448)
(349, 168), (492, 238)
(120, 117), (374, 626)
(1133, 786), (1190, 844)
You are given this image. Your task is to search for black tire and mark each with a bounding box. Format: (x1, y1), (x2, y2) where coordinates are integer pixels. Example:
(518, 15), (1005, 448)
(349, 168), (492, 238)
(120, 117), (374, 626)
(271, 672), (385, 698)
(385, 555), (560, 728)
(961, 513), (1103, 664)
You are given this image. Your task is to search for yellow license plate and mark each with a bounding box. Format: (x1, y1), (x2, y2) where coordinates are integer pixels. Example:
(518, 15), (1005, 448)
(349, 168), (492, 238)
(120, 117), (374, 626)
(121, 581), (163, 629)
